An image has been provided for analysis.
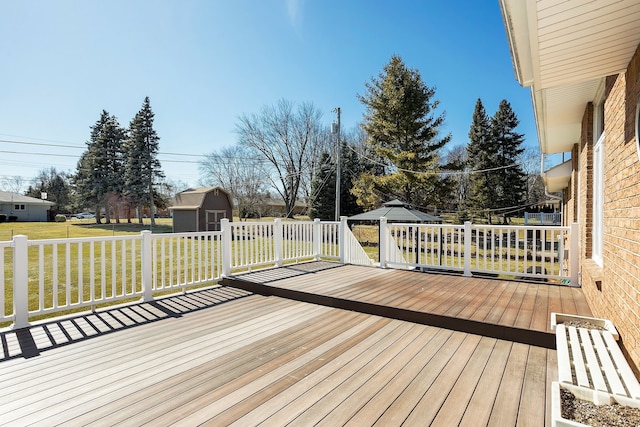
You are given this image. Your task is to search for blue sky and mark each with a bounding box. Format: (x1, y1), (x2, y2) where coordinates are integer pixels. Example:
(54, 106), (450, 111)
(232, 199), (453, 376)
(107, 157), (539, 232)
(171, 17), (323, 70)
(0, 0), (537, 189)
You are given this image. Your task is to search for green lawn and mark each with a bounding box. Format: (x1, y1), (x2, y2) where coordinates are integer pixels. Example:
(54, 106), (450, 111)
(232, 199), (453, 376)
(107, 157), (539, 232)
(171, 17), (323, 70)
(0, 218), (174, 242)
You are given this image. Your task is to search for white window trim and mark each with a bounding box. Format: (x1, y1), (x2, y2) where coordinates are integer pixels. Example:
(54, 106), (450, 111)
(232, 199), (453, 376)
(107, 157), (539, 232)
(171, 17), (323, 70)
(592, 132), (605, 266)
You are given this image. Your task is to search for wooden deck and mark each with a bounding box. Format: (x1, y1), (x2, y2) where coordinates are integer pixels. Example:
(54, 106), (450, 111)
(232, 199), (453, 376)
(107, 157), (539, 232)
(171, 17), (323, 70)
(223, 262), (592, 349)
(0, 263), (592, 425)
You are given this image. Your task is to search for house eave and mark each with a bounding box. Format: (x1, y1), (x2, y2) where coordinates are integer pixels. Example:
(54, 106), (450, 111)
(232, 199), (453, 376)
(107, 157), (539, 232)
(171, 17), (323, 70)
(542, 159), (572, 193)
(500, 0), (640, 155)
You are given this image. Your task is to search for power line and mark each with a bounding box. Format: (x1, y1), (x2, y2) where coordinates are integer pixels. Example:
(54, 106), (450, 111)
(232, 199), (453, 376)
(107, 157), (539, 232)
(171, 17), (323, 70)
(344, 144), (524, 176)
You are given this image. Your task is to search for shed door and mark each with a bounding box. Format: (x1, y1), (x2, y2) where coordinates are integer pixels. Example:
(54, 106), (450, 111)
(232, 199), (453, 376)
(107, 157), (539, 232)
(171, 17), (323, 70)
(206, 210), (227, 231)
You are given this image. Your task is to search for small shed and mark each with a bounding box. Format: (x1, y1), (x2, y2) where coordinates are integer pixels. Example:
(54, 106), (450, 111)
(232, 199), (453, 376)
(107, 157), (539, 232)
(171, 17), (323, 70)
(170, 187), (233, 232)
(348, 199), (442, 223)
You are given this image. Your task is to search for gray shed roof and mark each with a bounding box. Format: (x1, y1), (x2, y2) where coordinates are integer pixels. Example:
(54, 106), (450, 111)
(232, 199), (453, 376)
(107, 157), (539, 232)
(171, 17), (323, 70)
(348, 199), (442, 223)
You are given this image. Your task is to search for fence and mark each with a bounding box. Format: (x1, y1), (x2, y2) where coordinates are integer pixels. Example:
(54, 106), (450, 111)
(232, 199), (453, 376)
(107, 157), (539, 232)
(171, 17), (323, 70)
(524, 212), (562, 225)
(2, 218), (364, 329)
(1, 217), (577, 330)
(380, 219), (578, 284)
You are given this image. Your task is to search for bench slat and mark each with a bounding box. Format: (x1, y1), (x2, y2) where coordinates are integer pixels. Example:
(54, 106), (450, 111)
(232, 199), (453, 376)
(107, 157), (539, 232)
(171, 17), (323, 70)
(602, 331), (640, 399)
(578, 328), (607, 392)
(568, 326), (590, 388)
(555, 325), (573, 384)
(591, 330), (626, 396)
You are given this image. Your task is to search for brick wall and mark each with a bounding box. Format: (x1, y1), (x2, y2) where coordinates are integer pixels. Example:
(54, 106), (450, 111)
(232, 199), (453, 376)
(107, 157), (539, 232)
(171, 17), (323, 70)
(578, 44), (640, 373)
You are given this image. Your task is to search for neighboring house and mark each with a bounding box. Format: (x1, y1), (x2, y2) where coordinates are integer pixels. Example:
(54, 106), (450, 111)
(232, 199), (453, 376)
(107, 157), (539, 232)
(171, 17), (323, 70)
(501, 0), (640, 372)
(169, 187), (233, 232)
(259, 198), (308, 217)
(0, 191), (55, 222)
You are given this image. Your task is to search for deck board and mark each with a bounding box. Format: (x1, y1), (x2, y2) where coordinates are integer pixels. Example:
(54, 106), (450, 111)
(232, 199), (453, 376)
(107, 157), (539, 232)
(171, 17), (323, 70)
(0, 263), (593, 425)
(226, 262), (592, 348)
(458, 339), (513, 426)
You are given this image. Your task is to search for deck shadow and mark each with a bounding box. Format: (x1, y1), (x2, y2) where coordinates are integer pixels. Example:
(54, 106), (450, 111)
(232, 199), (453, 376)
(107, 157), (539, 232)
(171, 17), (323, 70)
(0, 286), (253, 362)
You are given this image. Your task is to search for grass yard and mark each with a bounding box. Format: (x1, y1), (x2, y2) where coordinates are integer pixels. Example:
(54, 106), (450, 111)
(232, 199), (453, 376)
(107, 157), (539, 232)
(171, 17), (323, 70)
(0, 218), (175, 242)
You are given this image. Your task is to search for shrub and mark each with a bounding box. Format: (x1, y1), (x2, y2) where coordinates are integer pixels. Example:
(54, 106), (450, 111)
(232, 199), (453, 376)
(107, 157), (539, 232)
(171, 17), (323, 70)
(8, 216), (17, 222)
(55, 214), (67, 223)
(0, 214), (5, 223)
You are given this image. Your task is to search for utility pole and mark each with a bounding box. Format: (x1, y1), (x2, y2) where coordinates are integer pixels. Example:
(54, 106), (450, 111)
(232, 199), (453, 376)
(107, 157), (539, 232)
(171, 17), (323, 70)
(332, 107), (341, 221)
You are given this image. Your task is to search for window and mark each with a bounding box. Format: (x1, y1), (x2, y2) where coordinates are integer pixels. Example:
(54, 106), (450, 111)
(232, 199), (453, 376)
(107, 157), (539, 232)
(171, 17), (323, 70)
(14, 204), (25, 211)
(593, 133), (604, 266)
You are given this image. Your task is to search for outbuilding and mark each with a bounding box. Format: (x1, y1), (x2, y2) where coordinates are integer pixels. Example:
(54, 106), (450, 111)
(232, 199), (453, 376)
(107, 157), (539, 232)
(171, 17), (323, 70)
(347, 199), (442, 223)
(170, 187), (233, 232)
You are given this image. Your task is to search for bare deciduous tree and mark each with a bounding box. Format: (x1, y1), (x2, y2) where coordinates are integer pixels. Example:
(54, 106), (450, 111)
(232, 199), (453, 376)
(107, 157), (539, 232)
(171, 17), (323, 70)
(199, 145), (268, 218)
(0, 175), (26, 193)
(235, 99), (324, 218)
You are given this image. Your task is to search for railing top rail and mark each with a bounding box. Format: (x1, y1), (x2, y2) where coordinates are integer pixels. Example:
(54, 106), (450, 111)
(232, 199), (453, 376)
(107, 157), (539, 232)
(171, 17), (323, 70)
(470, 224), (569, 231)
(385, 222), (461, 228)
(26, 234), (142, 246)
(150, 231), (222, 239)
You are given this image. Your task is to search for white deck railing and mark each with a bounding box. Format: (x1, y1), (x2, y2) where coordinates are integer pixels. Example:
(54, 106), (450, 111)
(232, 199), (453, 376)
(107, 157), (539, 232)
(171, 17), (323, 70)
(524, 212), (562, 225)
(380, 219), (578, 283)
(1, 217), (578, 330)
(1, 218), (353, 329)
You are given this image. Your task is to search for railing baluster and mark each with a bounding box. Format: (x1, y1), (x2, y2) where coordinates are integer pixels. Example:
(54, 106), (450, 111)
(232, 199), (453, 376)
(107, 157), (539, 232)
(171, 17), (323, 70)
(38, 245), (44, 311)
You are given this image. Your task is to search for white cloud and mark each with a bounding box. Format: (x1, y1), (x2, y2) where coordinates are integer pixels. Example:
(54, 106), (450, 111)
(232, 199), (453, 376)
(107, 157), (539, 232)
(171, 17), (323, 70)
(287, 0), (304, 37)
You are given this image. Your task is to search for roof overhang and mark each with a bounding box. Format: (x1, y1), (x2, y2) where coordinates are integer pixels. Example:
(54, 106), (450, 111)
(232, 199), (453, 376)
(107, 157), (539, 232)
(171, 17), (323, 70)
(169, 205), (200, 211)
(500, 0), (640, 154)
(542, 159), (572, 193)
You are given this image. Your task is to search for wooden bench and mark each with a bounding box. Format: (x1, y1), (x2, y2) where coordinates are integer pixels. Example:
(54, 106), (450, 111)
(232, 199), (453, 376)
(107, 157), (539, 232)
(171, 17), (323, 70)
(556, 323), (640, 399)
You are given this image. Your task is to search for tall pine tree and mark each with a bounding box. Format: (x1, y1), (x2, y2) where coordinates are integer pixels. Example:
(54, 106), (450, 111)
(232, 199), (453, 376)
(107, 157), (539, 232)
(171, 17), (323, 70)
(492, 100), (526, 223)
(123, 97), (164, 225)
(466, 99), (497, 222)
(354, 55), (451, 209)
(466, 99), (526, 223)
(74, 110), (125, 223)
(309, 140), (363, 220)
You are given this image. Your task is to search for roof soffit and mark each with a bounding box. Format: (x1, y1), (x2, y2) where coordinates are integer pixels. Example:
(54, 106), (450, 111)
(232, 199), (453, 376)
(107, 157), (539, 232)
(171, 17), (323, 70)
(501, 0), (640, 154)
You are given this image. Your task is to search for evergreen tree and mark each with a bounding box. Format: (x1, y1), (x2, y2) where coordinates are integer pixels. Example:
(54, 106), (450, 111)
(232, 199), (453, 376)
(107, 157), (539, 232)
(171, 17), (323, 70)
(492, 100), (526, 223)
(354, 55), (451, 209)
(74, 110), (125, 223)
(309, 141), (364, 220)
(466, 99), (526, 223)
(123, 97), (164, 225)
(309, 151), (335, 220)
(466, 99), (497, 222)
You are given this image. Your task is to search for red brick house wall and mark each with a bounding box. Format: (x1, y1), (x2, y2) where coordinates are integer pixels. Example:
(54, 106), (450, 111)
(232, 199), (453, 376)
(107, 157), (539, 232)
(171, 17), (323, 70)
(568, 45), (640, 372)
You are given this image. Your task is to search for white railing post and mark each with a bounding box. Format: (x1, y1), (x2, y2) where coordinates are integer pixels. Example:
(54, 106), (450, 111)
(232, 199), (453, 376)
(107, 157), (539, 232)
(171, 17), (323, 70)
(339, 216), (347, 264)
(221, 218), (232, 277)
(570, 222), (579, 286)
(463, 221), (472, 277)
(141, 230), (153, 302)
(12, 235), (29, 329)
(274, 218), (283, 267)
(379, 217), (388, 268)
(313, 218), (321, 260)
